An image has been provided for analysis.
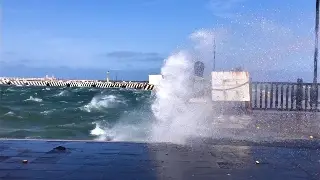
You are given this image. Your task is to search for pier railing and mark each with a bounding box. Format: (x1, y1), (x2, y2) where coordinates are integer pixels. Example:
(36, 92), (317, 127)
(251, 79), (319, 111)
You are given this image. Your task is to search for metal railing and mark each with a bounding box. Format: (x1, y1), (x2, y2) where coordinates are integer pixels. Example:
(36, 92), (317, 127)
(251, 79), (319, 111)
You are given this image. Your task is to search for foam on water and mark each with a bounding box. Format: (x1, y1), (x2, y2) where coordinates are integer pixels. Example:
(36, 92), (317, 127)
(6, 87), (16, 92)
(42, 87), (51, 91)
(81, 94), (126, 112)
(40, 109), (55, 115)
(91, 121), (150, 142)
(4, 111), (15, 116)
(57, 123), (77, 128)
(24, 96), (43, 102)
(72, 87), (87, 92)
(55, 90), (69, 97)
(90, 122), (107, 136)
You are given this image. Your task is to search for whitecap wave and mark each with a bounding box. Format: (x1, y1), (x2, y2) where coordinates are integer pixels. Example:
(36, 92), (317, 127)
(4, 111), (15, 116)
(25, 136), (42, 139)
(81, 94), (125, 112)
(6, 87), (16, 92)
(89, 107), (153, 142)
(24, 96), (43, 102)
(55, 90), (69, 97)
(90, 121), (149, 142)
(72, 87), (86, 92)
(40, 109), (55, 115)
(58, 123), (77, 128)
(90, 123), (107, 136)
(89, 88), (98, 92)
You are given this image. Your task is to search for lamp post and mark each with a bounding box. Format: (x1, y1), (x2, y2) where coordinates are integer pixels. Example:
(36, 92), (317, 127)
(312, 0), (319, 110)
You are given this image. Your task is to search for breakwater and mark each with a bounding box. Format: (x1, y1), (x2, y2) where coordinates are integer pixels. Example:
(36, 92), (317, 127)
(0, 79), (155, 90)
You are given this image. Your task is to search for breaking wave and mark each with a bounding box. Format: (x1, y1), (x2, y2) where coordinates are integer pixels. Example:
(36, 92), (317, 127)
(81, 94), (126, 112)
(4, 111), (15, 116)
(55, 90), (70, 97)
(24, 96), (43, 102)
(149, 30), (216, 144)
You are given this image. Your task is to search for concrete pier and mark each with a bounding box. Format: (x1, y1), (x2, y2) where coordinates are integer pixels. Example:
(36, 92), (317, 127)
(0, 112), (319, 179)
(0, 78), (155, 91)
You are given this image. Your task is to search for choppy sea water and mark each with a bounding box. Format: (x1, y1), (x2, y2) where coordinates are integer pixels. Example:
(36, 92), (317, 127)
(0, 85), (319, 144)
(0, 86), (154, 140)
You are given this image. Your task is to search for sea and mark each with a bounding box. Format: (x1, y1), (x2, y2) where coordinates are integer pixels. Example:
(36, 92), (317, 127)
(0, 86), (155, 141)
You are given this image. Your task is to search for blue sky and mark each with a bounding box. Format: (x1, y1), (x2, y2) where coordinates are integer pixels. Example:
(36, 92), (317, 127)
(0, 0), (317, 81)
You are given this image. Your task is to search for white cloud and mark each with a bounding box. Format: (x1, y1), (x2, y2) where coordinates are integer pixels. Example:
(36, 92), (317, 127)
(2, 31), (164, 70)
(207, 0), (246, 18)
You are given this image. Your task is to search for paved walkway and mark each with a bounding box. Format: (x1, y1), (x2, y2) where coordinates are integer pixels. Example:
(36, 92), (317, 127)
(0, 139), (319, 180)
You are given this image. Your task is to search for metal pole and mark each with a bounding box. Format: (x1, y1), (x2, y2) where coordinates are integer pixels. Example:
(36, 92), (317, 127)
(314, 0), (319, 84)
(312, 0), (319, 110)
(213, 38), (216, 71)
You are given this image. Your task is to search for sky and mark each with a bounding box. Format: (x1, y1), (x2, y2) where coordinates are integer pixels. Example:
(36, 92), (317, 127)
(0, 0), (317, 81)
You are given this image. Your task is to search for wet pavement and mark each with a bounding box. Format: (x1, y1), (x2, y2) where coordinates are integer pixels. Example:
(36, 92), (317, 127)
(209, 111), (320, 141)
(0, 138), (319, 180)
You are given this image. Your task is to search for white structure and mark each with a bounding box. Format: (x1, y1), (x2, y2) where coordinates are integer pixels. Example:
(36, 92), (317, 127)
(148, 75), (163, 86)
(45, 75), (56, 80)
(211, 71), (250, 102)
(106, 71), (110, 83)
